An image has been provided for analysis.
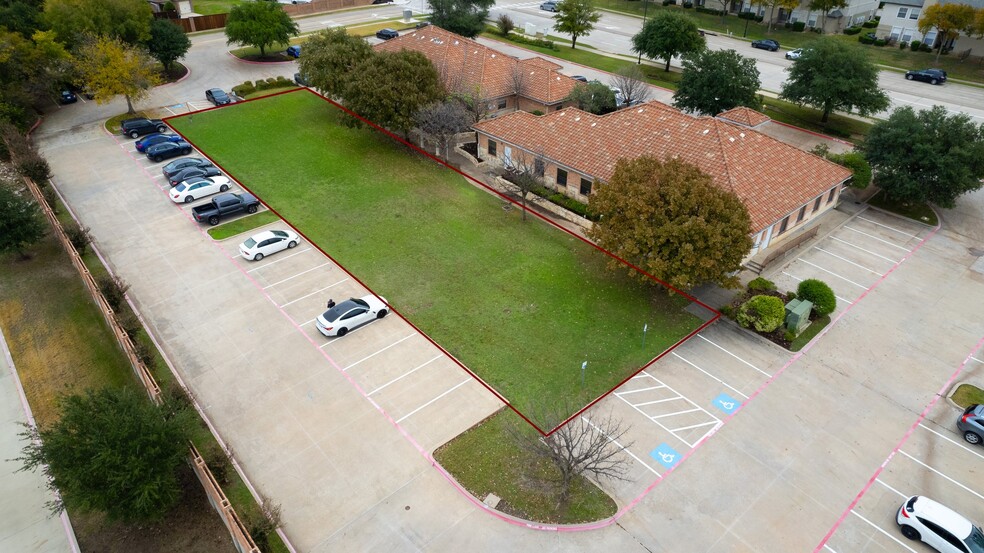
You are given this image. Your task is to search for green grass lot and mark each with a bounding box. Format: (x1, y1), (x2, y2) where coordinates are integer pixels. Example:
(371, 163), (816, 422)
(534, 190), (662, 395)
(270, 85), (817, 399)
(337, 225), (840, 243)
(868, 190), (939, 226)
(952, 384), (984, 409)
(207, 210), (280, 239)
(170, 91), (705, 427)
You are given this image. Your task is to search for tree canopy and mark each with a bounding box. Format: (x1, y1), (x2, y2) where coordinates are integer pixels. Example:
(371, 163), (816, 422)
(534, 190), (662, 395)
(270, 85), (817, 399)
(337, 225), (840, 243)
(0, 180), (46, 257)
(674, 49), (760, 116)
(631, 11), (704, 72)
(225, 1), (299, 57)
(808, 0), (848, 30)
(778, 37), (889, 123)
(751, 0), (800, 32)
(863, 105), (984, 208)
(588, 156), (753, 291)
(564, 81), (616, 114)
(0, 0), (46, 38)
(297, 27), (374, 99)
(44, 0), (152, 45)
(344, 50), (445, 135)
(18, 387), (194, 521)
(429, 0), (495, 38)
(146, 18), (190, 72)
(0, 28), (74, 125)
(918, 3), (976, 62)
(553, 0), (601, 49)
(76, 35), (160, 114)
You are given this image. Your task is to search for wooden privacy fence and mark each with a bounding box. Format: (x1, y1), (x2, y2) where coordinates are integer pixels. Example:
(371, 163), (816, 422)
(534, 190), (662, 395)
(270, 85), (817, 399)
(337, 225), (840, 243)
(155, 0), (374, 32)
(280, 0), (373, 16)
(22, 176), (261, 553)
(155, 12), (228, 33)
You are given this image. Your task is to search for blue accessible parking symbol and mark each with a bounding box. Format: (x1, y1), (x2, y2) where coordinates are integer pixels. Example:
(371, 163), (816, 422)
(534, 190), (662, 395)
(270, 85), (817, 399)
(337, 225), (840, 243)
(650, 443), (680, 470)
(712, 393), (740, 415)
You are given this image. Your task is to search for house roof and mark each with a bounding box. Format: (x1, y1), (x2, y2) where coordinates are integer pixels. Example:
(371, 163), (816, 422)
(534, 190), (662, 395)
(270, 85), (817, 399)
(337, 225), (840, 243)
(474, 102), (852, 231)
(716, 106), (771, 128)
(374, 26), (579, 104)
(881, 0), (925, 7)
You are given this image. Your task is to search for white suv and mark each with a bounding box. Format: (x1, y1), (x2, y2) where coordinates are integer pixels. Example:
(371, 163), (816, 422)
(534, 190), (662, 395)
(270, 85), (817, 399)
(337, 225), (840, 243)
(897, 496), (984, 553)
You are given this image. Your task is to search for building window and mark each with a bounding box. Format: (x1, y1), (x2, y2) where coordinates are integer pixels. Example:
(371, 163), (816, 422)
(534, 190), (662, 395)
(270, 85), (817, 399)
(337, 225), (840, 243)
(556, 168), (568, 187)
(901, 28), (913, 42)
(890, 26), (901, 40)
(812, 196), (822, 213)
(497, 98), (507, 109)
(909, 9), (919, 19)
(808, 15), (817, 26)
(924, 30), (937, 46)
(778, 216), (790, 235)
(827, 187), (837, 204)
(534, 158), (545, 177)
(579, 177), (592, 196)
(897, 7), (908, 18)
(796, 205), (807, 223)
(488, 140), (497, 157)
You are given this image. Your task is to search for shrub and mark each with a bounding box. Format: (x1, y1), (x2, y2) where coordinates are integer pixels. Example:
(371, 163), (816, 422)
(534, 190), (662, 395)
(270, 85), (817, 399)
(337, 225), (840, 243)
(97, 274), (130, 313)
(16, 152), (52, 184)
(797, 278), (836, 316)
(530, 110), (544, 116)
(719, 305), (735, 318)
(899, 41), (908, 50)
(843, 26), (862, 35)
(792, 21), (806, 32)
(116, 309), (142, 339)
(736, 295), (786, 333)
(909, 40), (921, 50)
(232, 81), (256, 97)
(747, 276), (776, 292)
(920, 43), (932, 52)
(662, 0), (676, 5)
(695, 6), (724, 15)
(65, 223), (92, 255)
(131, 338), (156, 370)
(862, 19), (878, 28)
(497, 13), (515, 36)
(874, 38), (887, 47)
(783, 328), (797, 342)
(828, 151), (871, 189)
(199, 441), (233, 485)
(786, 291), (797, 301)
(504, 32), (559, 51)
(682, 1), (693, 7)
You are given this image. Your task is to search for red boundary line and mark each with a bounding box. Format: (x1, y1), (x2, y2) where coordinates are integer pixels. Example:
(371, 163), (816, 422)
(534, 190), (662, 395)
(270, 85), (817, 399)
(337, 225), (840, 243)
(163, 87), (718, 436)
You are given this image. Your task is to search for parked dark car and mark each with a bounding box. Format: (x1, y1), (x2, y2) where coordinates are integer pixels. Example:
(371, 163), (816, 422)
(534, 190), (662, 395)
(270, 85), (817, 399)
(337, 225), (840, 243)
(958, 404), (983, 445)
(751, 39), (780, 52)
(168, 165), (222, 187)
(206, 88), (232, 106)
(286, 45), (301, 58)
(135, 133), (183, 153)
(121, 118), (167, 139)
(415, 20), (431, 29)
(146, 141), (192, 162)
(375, 28), (399, 40)
(905, 68), (947, 85)
(294, 72), (311, 86)
(371, 0), (392, 4)
(570, 75), (589, 82)
(163, 157), (214, 179)
(59, 90), (77, 104)
(192, 193), (260, 225)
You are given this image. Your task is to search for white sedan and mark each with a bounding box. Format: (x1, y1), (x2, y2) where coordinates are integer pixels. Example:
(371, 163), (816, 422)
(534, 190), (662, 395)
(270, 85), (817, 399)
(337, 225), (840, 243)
(239, 229), (300, 261)
(316, 295), (388, 337)
(169, 176), (231, 203)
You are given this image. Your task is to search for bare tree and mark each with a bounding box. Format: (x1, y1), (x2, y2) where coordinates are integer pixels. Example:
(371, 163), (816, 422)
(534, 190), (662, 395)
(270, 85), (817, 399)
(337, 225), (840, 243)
(505, 148), (548, 221)
(415, 100), (474, 160)
(510, 62), (529, 100)
(610, 65), (652, 107)
(509, 407), (633, 507)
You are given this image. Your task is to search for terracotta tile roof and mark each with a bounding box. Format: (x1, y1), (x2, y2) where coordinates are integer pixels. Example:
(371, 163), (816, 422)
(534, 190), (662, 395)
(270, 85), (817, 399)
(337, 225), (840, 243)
(717, 106), (771, 128)
(374, 26), (578, 104)
(474, 102), (852, 231)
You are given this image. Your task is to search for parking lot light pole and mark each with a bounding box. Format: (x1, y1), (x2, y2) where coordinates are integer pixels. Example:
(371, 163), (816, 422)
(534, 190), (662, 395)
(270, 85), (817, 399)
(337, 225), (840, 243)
(637, 0), (651, 64)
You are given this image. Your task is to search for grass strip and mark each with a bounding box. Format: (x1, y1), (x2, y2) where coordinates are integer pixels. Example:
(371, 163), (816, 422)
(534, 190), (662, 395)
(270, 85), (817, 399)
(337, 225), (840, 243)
(867, 190), (938, 226)
(789, 315), (830, 352)
(951, 384), (984, 409)
(207, 210), (281, 239)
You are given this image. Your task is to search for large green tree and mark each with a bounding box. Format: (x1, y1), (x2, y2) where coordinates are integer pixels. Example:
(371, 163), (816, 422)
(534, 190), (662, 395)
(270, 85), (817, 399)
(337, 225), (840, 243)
(0, 0), (46, 38)
(674, 49), (760, 116)
(553, 0), (601, 49)
(430, 0), (495, 38)
(297, 27), (373, 99)
(779, 37), (889, 123)
(0, 179), (46, 257)
(863, 105), (984, 208)
(225, 0), (299, 58)
(588, 156), (753, 291)
(564, 81), (616, 114)
(344, 50), (445, 136)
(76, 35), (160, 114)
(918, 3), (976, 62)
(146, 18), (189, 72)
(44, 0), (152, 45)
(0, 29), (74, 124)
(631, 11), (704, 72)
(18, 387), (194, 521)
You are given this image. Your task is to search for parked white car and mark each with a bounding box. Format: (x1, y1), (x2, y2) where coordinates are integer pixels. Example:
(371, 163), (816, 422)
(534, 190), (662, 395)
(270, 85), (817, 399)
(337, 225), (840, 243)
(239, 229), (300, 261)
(897, 495), (984, 553)
(316, 295), (388, 337)
(169, 176), (231, 204)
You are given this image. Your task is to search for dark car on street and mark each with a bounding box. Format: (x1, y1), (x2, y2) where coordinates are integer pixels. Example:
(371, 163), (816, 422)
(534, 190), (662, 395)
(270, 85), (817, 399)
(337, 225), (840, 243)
(163, 157), (214, 179)
(286, 45), (301, 58)
(905, 68), (947, 85)
(135, 133), (183, 152)
(121, 118), (167, 139)
(168, 165), (222, 187)
(958, 404), (984, 445)
(751, 39), (780, 51)
(375, 28), (399, 40)
(146, 141), (192, 162)
(59, 90), (77, 104)
(206, 88), (232, 106)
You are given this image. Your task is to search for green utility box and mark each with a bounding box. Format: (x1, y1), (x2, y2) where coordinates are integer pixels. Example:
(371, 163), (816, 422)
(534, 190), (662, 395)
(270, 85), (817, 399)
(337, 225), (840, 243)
(785, 298), (813, 334)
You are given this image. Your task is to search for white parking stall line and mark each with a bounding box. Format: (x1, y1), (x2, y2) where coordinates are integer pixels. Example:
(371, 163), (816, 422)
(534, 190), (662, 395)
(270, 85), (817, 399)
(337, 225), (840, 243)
(781, 271), (852, 305)
(615, 385), (665, 396)
(670, 421), (718, 432)
(318, 321), (376, 347)
(367, 355), (443, 397)
(395, 378), (471, 424)
(672, 352), (749, 400)
(918, 424), (984, 462)
(245, 247), (312, 271)
(971, 356), (983, 364)
(856, 215), (920, 238)
(278, 278), (350, 308)
(632, 397), (685, 407)
(843, 226), (913, 252)
(615, 371), (721, 448)
(875, 478), (909, 499)
(797, 259), (869, 289)
(898, 450), (984, 502)
(581, 415), (660, 476)
(301, 317), (318, 327)
(823, 544), (839, 553)
(695, 334), (771, 377)
(262, 262), (332, 289)
(850, 510), (919, 553)
(342, 333), (417, 372)
(650, 408), (700, 419)
(829, 236), (901, 264)
(813, 246), (884, 276)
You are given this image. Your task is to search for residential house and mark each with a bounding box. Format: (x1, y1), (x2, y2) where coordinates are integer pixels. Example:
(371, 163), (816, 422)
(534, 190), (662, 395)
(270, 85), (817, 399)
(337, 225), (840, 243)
(473, 104), (852, 258)
(374, 26), (581, 115)
(736, 0), (879, 33)
(876, 0), (984, 55)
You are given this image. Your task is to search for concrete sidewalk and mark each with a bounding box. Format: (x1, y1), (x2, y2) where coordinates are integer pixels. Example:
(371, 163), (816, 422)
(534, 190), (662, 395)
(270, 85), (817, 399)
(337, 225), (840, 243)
(0, 327), (79, 553)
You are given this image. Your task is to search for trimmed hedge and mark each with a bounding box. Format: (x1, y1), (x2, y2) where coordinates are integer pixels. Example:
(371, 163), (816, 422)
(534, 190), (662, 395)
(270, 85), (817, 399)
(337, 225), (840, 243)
(792, 21), (806, 32)
(844, 26), (862, 35)
(747, 276), (776, 292)
(797, 279), (836, 316)
(736, 295), (785, 332)
(232, 76), (294, 97)
(530, 184), (598, 221)
(828, 151), (871, 189)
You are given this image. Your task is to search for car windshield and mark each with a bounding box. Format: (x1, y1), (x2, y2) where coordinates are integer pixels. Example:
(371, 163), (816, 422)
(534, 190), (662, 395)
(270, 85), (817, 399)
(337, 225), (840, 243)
(967, 526), (984, 553)
(272, 230), (287, 238)
(243, 238), (256, 248)
(324, 299), (366, 322)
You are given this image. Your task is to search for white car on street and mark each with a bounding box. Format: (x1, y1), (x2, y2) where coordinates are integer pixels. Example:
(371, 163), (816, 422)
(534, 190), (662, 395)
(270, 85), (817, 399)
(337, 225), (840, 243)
(239, 229), (300, 261)
(316, 295), (388, 337)
(897, 495), (984, 553)
(169, 176), (231, 203)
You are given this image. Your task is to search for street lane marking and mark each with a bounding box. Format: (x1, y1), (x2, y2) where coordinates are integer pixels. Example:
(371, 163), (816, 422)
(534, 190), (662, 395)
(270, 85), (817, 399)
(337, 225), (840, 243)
(368, 355), (443, 396)
(395, 378), (471, 423)
(898, 450), (984, 502)
(874, 478), (908, 499)
(918, 423), (984, 462)
(343, 333), (416, 372)
(245, 247), (313, 272)
(262, 262), (331, 289)
(279, 278), (350, 308)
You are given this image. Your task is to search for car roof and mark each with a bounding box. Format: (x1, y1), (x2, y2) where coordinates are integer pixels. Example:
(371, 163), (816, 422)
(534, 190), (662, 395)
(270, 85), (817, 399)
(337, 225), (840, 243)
(912, 496), (974, 538)
(248, 230), (278, 242)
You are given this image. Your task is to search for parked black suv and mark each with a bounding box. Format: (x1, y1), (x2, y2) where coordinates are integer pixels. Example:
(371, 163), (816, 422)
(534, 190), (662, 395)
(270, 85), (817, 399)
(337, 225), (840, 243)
(121, 118), (167, 139)
(905, 68), (947, 85)
(375, 28), (399, 40)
